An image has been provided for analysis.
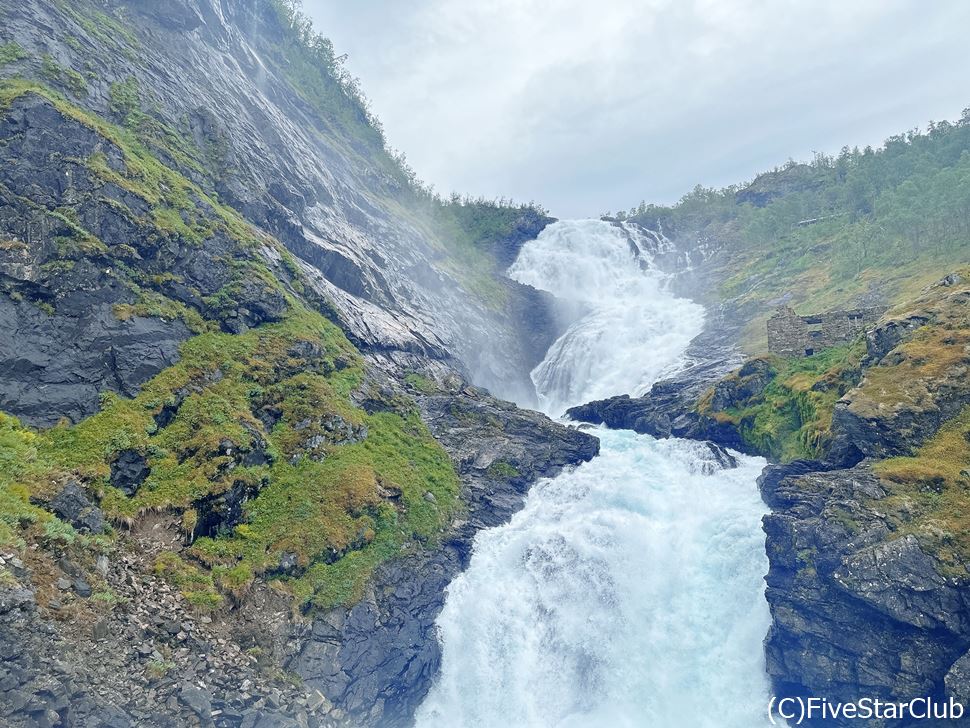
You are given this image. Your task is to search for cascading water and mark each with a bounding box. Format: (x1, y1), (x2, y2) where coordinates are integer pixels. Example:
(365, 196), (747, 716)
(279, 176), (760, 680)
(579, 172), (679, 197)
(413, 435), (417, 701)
(504, 219), (705, 416)
(415, 220), (772, 728)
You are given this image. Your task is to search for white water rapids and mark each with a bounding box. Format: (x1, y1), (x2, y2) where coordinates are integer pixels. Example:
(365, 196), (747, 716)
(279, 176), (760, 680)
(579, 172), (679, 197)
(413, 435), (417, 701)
(415, 220), (772, 728)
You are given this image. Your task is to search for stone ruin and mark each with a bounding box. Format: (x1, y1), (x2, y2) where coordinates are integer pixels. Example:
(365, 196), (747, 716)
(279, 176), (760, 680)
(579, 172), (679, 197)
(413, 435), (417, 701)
(767, 305), (885, 357)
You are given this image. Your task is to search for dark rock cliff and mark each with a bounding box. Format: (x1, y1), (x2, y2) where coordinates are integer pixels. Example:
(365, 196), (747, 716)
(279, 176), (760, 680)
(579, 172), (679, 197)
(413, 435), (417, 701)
(0, 0), (553, 408)
(291, 386), (598, 727)
(569, 273), (970, 726)
(0, 1), (593, 726)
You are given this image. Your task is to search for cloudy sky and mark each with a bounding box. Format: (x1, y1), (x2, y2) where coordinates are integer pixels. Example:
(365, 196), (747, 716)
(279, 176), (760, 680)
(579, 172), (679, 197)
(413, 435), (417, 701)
(304, 0), (970, 217)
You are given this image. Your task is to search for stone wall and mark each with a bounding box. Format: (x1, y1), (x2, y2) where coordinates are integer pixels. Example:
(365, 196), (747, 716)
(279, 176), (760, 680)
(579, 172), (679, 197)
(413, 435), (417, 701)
(767, 306), (884, 357)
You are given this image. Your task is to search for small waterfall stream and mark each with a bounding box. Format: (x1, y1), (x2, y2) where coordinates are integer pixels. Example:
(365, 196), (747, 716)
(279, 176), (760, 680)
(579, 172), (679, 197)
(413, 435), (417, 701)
(416, 220), (772, 728)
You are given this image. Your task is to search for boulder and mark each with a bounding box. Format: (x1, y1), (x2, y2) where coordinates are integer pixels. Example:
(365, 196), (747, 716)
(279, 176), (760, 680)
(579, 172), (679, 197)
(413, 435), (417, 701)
(48, 481), (105, 534)
(110, 450), (150, 496)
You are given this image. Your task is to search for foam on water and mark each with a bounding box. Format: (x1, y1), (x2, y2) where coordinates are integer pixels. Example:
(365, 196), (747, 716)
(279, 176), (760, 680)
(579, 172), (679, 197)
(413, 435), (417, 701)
(416, 220), (771, 728)
(506, 218), (705, 416)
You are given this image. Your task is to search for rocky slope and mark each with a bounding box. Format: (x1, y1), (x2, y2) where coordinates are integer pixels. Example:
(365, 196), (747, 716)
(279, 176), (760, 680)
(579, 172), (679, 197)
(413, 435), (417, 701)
(571, 271), (970, 726)
(0, 1), (597, 726)
(0, 0), (554, 410)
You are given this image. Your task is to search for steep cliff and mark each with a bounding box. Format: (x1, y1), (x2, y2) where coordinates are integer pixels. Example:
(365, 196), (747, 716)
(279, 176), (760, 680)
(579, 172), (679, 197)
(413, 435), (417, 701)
(0, 2), (596, 726)
(571, 272), (970, 725)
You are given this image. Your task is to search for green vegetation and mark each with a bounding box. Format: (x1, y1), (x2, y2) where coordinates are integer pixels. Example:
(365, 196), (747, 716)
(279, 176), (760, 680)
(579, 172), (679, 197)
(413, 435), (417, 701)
(53, 0), (140, 58)
(422, 196), (550, 305)
(847, 274), (970, 422)
(108, 76), (141, 119)
(154, 551), (223, 609)
(0, 413), (63, 548)
(8, 176), (456, 601)
(113, 286), (209, 334)
(404, 373), (438, 395)
(487, 461), (521, 479)
(263, 0), (551, 294)
(146, 659), (176, 680)
(874, 406), (970, 573)
(264, 0), (400, 182)
(616, 112), (970, 347)
(0, 42), (26, 67)
(1, 79), (216, 247)
(0, 78), (461, 611)
(876, 406), (970, 491)
(39, 54), (87, 97)
(1, 289), (459, 610)
(700, 342), (865, 462)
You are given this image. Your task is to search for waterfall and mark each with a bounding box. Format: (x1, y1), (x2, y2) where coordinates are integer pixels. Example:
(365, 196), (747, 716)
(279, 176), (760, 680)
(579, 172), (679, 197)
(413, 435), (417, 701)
(505, 219), (705, 415)
(416, 220), (771, 728)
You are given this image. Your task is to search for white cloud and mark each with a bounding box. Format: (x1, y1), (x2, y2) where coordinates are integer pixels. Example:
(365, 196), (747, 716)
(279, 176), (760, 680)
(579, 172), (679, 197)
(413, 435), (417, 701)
(305, 0), (970, 217)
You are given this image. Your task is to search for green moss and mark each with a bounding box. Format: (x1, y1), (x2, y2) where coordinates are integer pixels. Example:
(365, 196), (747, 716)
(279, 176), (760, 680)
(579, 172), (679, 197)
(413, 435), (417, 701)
(54, 0), (140, 57)
(2, 299), (458, 610)
(146, 659), (176, 680)
(487, 460), (520, 479)
(113, 288), (210, 334)
(796, 547), (817, 577)
(154, 551), (223, 610)
(404, 372), (438, 395)
(0, 42), (26, 67)
(108, 77), (141, 119)
(702, 341), (865, 462)
(0, 413), (75, 549)
(39, 55), (87, 97)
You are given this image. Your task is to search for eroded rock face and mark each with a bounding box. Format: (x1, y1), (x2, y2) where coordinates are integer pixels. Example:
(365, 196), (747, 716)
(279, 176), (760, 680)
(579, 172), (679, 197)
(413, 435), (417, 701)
(289, 385), (599, 727)
(0, 93), (293, 427)
(1, 0), (557, 411)
(0, 294), (190, 428)
(47, 482), (105, 534)
(760, 463), (970, 722)
(110, 451), (151, 497)
(828, 280), (970, 464)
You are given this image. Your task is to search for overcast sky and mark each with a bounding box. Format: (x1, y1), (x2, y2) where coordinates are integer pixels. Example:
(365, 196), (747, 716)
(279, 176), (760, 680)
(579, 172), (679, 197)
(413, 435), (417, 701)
(304, 0), (970, 218)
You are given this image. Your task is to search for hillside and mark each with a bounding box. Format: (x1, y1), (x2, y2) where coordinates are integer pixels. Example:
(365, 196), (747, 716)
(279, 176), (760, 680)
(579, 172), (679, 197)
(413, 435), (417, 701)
(572, 112), (970, 722)
(0, 2), (593, 726)
(615, 114), (970, 349)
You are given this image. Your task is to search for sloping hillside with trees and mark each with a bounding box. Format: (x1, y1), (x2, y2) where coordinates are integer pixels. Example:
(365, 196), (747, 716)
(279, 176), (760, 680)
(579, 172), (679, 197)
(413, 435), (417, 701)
(615, 111), (970, 347)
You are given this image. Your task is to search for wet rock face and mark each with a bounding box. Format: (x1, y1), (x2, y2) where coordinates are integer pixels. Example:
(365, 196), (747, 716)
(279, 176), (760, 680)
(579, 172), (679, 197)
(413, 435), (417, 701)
(290, 386), (599, 728)
(193, 478), (263, 540)
(2, 0), (556, 406)
(566, 332), (742, 440)
(47, 482), (105, 534)
(0, 93), (283, 428)
(760, 462), (970, 724)
(566, 376), (750, 456)
(110, 451), (151, 497)
(0, 294), (190, 429)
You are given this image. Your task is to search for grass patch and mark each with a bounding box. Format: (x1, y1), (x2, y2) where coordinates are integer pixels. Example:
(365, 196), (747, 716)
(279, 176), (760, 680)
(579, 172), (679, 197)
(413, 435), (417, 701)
(701, 342), (865, 461)
(0, 80), (236, 247)
(873, 406), (970, 575)
(404, 372), (438, 395)
(875, 406), (970, 490)
(0, 42), (26, 67)
(487, 461), (520, 479)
